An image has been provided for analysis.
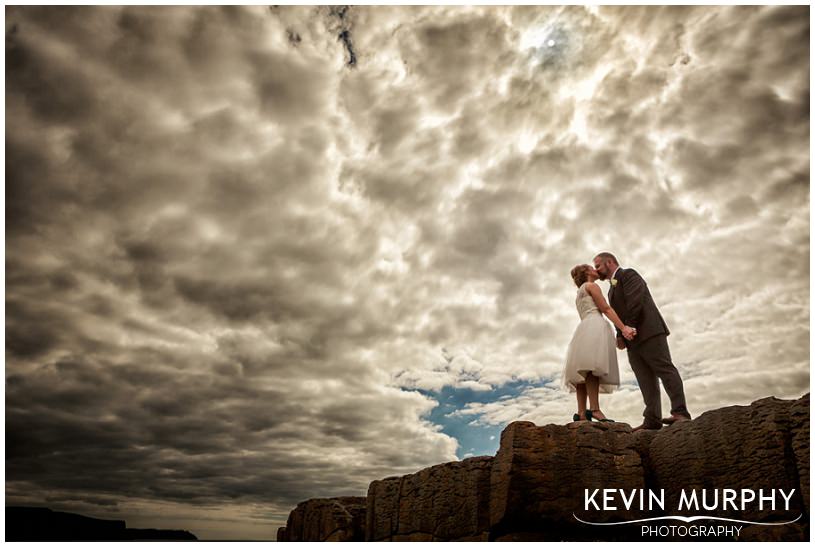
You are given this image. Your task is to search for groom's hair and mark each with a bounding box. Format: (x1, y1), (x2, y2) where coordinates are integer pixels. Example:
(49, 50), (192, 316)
(595, 252), (619, 265)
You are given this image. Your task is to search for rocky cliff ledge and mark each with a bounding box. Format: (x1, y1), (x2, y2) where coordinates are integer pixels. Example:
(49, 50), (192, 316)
(277, 394), (809, 541)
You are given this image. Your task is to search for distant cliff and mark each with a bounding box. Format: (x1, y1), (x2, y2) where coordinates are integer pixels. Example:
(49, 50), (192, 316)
(6, 506), (197, 541)
(278, 393), (809, 541)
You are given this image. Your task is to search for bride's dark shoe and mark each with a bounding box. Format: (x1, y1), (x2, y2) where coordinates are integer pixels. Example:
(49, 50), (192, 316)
(573, 411), (589, 422)
(588, 409), (614, 422)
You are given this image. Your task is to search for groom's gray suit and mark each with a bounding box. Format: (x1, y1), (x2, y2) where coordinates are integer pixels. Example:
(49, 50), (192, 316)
(608, 268), (691, 428)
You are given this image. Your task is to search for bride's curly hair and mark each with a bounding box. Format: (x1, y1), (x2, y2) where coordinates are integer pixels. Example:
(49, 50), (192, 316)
(570, 264), (591, 288)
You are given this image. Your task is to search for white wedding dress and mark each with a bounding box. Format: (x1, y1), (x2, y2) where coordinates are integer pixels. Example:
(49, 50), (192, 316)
(562, 282), (620, 393)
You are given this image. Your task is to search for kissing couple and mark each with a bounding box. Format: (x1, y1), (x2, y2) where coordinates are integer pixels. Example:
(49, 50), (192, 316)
(561, 252), (692, 432)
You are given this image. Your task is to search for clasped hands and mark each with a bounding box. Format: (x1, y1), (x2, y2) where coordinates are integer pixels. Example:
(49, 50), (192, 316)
(616, 326), (637, 349)
(621, 325), (637, 341)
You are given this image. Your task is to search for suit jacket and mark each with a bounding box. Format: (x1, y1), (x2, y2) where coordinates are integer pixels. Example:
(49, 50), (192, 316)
(608, 268), (670, 348)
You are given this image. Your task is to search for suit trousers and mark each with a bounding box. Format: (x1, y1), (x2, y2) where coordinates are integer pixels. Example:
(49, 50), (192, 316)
(627, 334), (690, 427)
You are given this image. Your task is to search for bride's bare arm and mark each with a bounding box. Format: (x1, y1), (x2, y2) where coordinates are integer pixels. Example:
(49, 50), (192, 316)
(585, 283), (635, 338)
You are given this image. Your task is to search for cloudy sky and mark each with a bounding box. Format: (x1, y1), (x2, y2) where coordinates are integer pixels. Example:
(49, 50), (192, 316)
(5, 4), (809, 540)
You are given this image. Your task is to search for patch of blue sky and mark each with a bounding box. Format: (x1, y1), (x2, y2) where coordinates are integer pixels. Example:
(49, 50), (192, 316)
(405, 379), (548, 460)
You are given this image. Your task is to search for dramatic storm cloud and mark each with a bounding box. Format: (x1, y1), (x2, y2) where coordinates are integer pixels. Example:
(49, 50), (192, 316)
(5, 5), (809, 539)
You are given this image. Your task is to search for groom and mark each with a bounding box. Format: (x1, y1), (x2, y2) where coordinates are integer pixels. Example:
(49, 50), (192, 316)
(593, 252), (692, 432)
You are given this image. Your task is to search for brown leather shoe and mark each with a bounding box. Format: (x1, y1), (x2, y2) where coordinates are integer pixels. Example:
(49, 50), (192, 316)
(632, 423), (662, 432)
(661, 414), (691, 425)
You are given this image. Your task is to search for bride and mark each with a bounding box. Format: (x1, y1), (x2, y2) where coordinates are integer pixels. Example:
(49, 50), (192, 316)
(562, 264), (636, 422)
